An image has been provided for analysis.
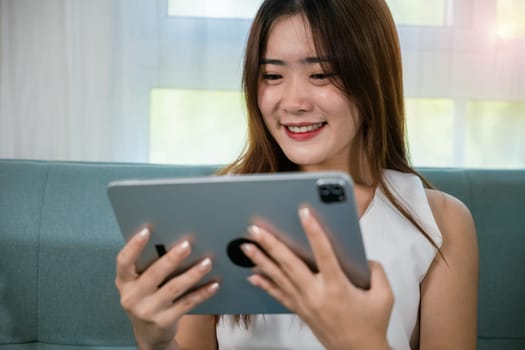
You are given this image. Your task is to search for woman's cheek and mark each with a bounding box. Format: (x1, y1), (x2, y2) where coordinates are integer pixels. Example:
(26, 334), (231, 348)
(259, 85), (281, 114)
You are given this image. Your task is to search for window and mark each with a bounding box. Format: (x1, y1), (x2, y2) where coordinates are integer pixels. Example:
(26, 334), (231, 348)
(168, 0), (263, 19)
(496, 0), (525, 39)
(407, 99), (525, 169)
(149, 0), (525, 169)
(385, 0), (447, 26)
(169, 0), (448, 25)
(465, 101), (525, 168)
(405, 98), (455, 167)
(149, 89), (247, 165)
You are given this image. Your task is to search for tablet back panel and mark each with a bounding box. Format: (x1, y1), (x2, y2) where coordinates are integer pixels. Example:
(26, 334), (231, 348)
(108, 172), (369, 314)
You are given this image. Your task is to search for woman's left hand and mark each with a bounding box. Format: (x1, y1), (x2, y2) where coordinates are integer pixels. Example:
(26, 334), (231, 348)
(241, 206), (393, 350)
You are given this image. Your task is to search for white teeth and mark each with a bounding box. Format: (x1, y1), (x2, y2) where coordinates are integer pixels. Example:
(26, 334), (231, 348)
(286, 122), (324, 133)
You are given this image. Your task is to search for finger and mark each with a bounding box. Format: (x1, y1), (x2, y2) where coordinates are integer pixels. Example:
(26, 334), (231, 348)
(247, 274), (295, 311)
(248, 225), (314, 291)
(137, 240), (192, 291)
(158, 282), (220, 326)
(368, 261), (393, 298)
(240, 242), (299, 295)
(154, 257), (214, 307)
(298, 207), (345, 280)
(115, 227), (151, 284)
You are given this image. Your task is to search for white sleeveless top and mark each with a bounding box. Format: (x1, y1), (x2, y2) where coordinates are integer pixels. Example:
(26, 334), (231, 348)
(216, 170), (443, 350)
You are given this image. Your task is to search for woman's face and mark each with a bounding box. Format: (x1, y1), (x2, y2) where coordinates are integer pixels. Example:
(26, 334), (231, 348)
(257, 14), (360, 173)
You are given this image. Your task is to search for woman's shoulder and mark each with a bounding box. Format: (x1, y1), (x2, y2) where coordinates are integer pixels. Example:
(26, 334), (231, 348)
(424, 188), (477, 246)
(382, 169), (477, 246)
(383, 169), (475, 230)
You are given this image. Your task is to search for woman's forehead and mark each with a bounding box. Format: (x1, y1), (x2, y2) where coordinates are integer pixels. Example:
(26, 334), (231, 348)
(263, 14), (318, 61)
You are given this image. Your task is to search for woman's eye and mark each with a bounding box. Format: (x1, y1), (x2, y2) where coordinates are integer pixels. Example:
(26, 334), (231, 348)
(311, 73), (335, 80)
(262, 73), (282, 80)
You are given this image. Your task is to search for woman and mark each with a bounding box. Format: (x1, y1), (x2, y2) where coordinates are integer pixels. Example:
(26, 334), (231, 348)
(115, 0), (479, 349)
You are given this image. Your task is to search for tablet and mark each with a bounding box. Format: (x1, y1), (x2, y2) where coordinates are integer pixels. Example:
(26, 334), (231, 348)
(107, 171), (369, 314)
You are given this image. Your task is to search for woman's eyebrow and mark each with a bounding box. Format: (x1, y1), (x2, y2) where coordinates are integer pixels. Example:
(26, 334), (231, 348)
(260, 57), (331, 65)
(301, 56), (331, 64)
(260, 58), (286, 65)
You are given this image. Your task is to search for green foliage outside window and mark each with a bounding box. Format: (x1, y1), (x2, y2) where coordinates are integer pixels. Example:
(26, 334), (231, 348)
(466, 101), (525, 168)
(150, 89), (247, 165)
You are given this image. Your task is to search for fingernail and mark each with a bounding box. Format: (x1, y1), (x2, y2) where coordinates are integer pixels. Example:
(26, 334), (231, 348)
(240, 243), (253, 254)
(248, 225), (261, 238)
(299, 207), (310, 221)
(199, 258), (212, 271)
(208, 282), (220, 292)
(137, 227), (150, 239)
(247, 275), (258, 286)
(179, 240), (190, 252)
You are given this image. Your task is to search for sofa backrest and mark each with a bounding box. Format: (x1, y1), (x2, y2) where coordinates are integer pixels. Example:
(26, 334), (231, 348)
(422, 168), (525, 350)
(0, 160), (524, 349)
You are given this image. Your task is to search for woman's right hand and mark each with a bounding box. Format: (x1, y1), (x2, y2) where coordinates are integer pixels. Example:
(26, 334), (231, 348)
(115, 228), (220, 350)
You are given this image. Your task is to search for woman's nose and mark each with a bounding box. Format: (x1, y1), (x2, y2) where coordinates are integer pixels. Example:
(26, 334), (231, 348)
(281, 76), (313, 114)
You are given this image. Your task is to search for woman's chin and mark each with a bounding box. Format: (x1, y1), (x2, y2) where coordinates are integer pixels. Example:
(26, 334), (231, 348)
(285, 152), (349, 173)
(285, 154), (326, 171)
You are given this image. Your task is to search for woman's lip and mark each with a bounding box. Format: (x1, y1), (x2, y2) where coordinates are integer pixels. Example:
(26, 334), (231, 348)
(281, 121), (326, 127)
(283, 122), (326, 141)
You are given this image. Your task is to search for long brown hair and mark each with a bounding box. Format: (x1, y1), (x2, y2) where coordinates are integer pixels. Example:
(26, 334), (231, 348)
(217, 0), (440, 326)
(221, 0), (438, 243)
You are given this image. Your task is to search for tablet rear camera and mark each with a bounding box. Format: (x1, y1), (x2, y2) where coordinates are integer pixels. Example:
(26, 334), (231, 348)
(318, 184), (346, 203)
(227, 238), (263, 268)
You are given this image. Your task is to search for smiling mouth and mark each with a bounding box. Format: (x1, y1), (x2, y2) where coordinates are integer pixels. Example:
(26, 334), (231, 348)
(285, 122), (326, 134)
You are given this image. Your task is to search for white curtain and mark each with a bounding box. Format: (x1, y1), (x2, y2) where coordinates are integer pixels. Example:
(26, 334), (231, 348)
(0, 0), (150, 162)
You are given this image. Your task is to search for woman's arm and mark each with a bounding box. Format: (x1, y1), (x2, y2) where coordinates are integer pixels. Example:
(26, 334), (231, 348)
(420, 189), (479, 349)
(175, 315), (218, 350)
(241, 207), (393, 350)
(115, 229), (219, 350)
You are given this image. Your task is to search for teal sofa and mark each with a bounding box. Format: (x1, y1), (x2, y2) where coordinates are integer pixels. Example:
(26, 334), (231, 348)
(1, 159), (524, 349)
